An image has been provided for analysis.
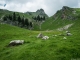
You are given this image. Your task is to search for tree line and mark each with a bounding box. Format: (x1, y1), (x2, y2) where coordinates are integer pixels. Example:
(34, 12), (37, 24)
(3, 12), (33, 29)
(32, 15), (45, 22)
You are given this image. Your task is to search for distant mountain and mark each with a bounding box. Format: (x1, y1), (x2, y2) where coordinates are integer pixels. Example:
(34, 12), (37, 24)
(25, 8), (48, 18)
(1, 6), (80, 31)
(53, 6), (78, 20)
(0, 8), (48, 30)
(41, 6), (80, 30)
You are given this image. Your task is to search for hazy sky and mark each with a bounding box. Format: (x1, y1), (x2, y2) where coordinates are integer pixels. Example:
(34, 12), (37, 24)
(0, 0), (80, 16)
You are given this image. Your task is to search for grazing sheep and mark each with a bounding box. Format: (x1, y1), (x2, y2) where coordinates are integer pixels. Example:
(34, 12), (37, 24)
(8, 40), (24, 46)
(37, 33), (43, 38)
(42, 36), (49, 40)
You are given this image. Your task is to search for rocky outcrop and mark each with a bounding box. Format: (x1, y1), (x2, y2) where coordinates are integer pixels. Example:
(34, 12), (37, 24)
(8, 40), (24, 46)
(36, 9), (45, 15)
(26, 8), (48, 18)
(53, 6), (76, 20)
(57, 23), (74, 31)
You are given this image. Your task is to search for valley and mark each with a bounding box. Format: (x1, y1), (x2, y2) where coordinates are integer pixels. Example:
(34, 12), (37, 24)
(0, 6), (80, 60)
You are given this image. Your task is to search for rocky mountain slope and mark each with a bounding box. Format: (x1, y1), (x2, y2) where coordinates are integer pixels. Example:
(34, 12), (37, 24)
(26, 8), (48, 17)
(0, 6), (80, 31)
(0, 8), (48, 30)
(41, 6), (80, 31)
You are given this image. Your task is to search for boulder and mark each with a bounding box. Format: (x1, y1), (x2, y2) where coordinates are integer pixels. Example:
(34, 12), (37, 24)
(42, 36), (49, 40)
(8, 40), (24, 46)
(52, 35), (57, 37)
(67, 33), (72, 36)
(63, 37), (67, 39)
(66, 31), (72, 36)
(37, 33), (43, 38)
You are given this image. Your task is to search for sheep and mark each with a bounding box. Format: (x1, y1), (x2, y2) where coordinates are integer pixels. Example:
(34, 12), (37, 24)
(8, 40), (24, 46)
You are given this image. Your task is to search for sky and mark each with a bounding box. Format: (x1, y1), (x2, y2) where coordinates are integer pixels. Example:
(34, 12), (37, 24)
(0, 0), (80, 16)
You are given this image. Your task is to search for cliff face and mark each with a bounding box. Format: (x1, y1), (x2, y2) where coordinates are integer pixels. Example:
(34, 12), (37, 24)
(53, 6), (77, 20)
(26, 8), (48, 18)
(36, 9), (45, 15)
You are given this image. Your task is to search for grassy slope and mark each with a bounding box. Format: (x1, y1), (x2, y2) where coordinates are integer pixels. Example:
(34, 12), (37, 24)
(41, 8), (80, 31)
(0, 7), (80, 60)
(0, 23), (80, 60)
(0, 9), (32, 20)
(41, 17), (75, 31)
(0, 9), (48, 30)
(0, 9), (12, 18)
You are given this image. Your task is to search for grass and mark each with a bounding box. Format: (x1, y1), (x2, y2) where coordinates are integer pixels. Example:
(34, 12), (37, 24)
(0, 7), (80, 60)
(0, 23), (80, 60)
(41, 17), (75, 31)
(41, 7), (80, 31)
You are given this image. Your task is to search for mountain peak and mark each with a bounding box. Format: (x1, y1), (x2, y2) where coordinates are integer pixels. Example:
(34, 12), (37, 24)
(62, 6), (70, 10)
(36, 8), (45, 14)
(53, 6), (76, 20)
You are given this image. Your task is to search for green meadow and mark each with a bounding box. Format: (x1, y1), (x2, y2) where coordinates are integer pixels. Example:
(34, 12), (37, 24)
(0, 23), (80, 60)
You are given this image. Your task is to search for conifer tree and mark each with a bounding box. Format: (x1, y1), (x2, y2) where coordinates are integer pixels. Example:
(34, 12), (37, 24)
(25, 18), (29, 28)
(9, 15), (12, 21)
(37, 15), (40, 21)
(18, 15), (21, 23)
(13, 12), (16, 21)
(3, 16), (7, 21)
(29, 22), (33, 27)
(43, 16), (45, 21)
(21, 18), (25, 27)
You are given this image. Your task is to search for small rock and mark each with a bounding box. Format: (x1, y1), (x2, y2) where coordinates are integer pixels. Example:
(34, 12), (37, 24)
(37, 33), (43, 38)
(63, 37), (67, 39)
(54, 35), (57, 37)
(8, 40), (24, 46)
(66, 31), (72, 36)
(42, 36), (49, 40)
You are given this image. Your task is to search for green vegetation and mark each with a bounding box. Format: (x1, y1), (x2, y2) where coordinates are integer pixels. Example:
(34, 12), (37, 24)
(0, 6), (80, 60)
(2, 12), (32, 29)
(0, 22), (80, 60)
(41, 7), (80, 31)
(0, 9), (48, 30)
